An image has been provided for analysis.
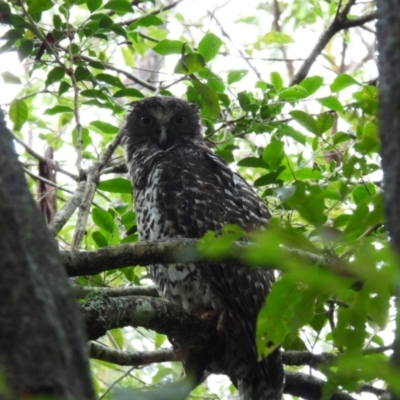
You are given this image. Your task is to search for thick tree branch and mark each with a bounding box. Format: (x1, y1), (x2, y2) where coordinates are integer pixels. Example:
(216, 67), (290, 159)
(284, 372), (356, 400)
(89, 342), (177, 365)
(82, 294), (223, 381)
(73, 284), (158, 298)
(62, 239), (356, 279)
(83, 294), (362, 400)
(291, 1), (376, 85)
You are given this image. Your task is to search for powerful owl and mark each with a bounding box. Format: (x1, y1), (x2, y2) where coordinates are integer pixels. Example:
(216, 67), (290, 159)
(123, 96), (284, 400)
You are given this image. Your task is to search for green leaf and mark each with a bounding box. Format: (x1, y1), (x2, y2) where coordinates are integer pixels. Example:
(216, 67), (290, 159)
(87, 0), (102, 12)
(263, 140), (285, 170)
(74, 66), (92, 82)
(277, 124), (306, 145)
(129, 15), (164, 29)
(259, 31), (294, 45)
(237, 157), (269, 169)
(330, 74), (359, 92)
(198, 33), (222, 62)
(121, 211), (136, 230)
(192, 81), (220, 118)
(318, 96), (344, 112)
(316, 113), (334, 133)
(113, 88), (144, 98)
(9, 99), (28, 131)
(92, 208), (116, 234)
(109, 23), (127, 39)
(299, 76), (323, 96)
(174, 53), (206, 74)
(227, 69), (248, 85)
(260, 104), (282, 119)
(103, 0), (133, 14)
(270, 71), (284, 91)
(28, 0), (53, 14)
(352, 183), (376, 205)
(256, 275), (315, 356)
(95, 73), (124, 88)
(254, 168), (285, 187)
(45, 105), (74, 115)
(284, 182), (326, 225)
(278, 86), (308, 101)
(45, 66), (65, 87)
(1, 71), (22, 84)
(333, 132), (352, 145)
(58, 81), (71, 97)
(92, 231), (108, 248)
(80, 89), (109, 101)
(278, 167), (322, 181)
(17, 39), (33, 61)
(98, 178), (132, 194)
(115, 379), (194, 400)
(290, 110), (319, 135)
(89, 120), (119, 134)
(152, 40), (185, 55)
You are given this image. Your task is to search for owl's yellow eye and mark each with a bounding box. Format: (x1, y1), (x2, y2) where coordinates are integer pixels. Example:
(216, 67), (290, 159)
(173, 115), (187, 126)
(139, 116), (153, 125)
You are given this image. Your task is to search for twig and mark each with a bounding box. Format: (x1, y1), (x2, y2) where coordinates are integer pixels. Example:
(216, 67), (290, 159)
(13, 133), (78, 180)
(17, 0), (67, 69)
(72, 52), (157, 91)
(272, 0), (294, 81)
(290, 1), (376, 85)
(66, 8), (83, 173)
(339, 223), (383, 260)
(71, 128), (126, 249)
(120, 0), (184, 26)
(48, 181), (86, 236)
(23, 167), (74, 195)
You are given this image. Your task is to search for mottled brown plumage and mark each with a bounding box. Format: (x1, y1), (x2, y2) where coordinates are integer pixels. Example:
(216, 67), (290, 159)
(123, 96), (284, 400)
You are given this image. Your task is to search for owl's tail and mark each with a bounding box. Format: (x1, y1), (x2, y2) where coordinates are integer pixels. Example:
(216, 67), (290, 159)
(235, 348), (284, 400)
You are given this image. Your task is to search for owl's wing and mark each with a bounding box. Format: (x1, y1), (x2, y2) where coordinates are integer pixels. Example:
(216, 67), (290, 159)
(157, 144), (273, 319)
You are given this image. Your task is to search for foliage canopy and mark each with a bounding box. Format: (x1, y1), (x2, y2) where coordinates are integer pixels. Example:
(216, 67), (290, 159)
(0, 0), (394, 399)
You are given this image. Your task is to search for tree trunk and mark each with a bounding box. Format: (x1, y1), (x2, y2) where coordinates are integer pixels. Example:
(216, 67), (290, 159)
(0, 109), (95, 400)
(377, 2), (400, 399)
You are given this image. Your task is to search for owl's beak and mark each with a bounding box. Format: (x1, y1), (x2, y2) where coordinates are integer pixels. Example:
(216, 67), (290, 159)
(158, 126), (168, 149)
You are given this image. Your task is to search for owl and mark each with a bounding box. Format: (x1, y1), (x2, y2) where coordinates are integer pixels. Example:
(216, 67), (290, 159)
(123, 96), (284, 400)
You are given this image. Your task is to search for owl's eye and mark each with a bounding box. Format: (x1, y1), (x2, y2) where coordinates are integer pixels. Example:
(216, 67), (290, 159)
(139, 116), (153, 125)
(173, 115), (187, 126)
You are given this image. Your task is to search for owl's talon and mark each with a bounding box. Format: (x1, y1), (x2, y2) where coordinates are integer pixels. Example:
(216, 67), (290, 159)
(197, 309), (220, 322)
(216, 311), (227, 333)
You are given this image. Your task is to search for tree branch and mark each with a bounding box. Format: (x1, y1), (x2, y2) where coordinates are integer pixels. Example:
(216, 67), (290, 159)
(72, 128), (126, 249)
(82, 294), (223, 381)
(83, 294), (362, 400)
(62, 239), (357, 279)
(12, 133), (78, 180)
(89, 342), (177, 365)
(73, 284), (158, 298)
(290, 1), (376, 85)
(284, 372), (356, 400)
(48, 181), (86, 236)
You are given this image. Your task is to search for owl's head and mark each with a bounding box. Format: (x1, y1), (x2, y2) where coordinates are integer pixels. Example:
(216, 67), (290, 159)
(123, 97), (202, 151)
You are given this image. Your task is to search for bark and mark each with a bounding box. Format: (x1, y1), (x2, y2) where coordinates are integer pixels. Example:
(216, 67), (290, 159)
(377, 2), (400, 399)
(0, 109), (95, 400)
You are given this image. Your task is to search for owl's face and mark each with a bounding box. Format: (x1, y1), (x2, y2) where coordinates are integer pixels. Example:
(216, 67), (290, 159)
(123, 97), (202, 151)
